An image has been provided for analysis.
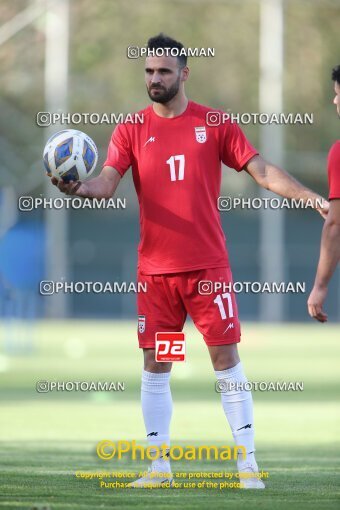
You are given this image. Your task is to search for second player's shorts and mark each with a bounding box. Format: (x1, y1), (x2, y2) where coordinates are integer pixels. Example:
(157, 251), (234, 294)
(137, 267), (241, 348)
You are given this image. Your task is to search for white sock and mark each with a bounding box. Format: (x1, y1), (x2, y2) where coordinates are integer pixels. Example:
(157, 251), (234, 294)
(215, 362), (256, 463)
(141, 370), (172, 473)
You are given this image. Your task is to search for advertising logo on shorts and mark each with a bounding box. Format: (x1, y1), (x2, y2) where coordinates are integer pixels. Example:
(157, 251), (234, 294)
(155, 332), (186, 362)
(138, 315), (146, 334)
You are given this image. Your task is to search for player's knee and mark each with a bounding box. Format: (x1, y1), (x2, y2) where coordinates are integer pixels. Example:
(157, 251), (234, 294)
(143, 349), (171, 373)
(144, 360), (171, 373)
(214, 358), (238, 370)
(209, 344), (240, 370)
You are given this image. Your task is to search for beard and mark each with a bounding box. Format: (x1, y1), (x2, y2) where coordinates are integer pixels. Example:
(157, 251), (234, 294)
(147, 76), (181, 104)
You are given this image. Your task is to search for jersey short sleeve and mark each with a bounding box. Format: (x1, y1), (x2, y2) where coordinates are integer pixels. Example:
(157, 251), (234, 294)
(219, 120), (258, 172)
(328, 141), (340, 200)
(103, 123), (132, 176)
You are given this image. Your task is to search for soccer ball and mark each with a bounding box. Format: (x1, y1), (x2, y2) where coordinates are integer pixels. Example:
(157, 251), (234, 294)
(43, 129), (98, 182)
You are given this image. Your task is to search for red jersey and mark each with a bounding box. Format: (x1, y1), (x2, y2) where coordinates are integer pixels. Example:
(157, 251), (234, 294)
(104, 100), (258, 275)
(328, 140), (340, 200)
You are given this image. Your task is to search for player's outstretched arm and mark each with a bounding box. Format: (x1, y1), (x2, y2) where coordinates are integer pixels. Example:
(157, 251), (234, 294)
(307, 199), (340, 322)
(244, 155), (329, 219)
(51, 166), (121, 199)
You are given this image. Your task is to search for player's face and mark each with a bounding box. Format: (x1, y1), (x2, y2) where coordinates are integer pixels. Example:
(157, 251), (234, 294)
(333, 81), (340, 118)
(145, 55), (186, 104)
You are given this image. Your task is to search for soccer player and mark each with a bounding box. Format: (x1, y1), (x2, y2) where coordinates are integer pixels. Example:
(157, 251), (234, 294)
(52, 34), (328, 489)
(308, 65), (340, 322)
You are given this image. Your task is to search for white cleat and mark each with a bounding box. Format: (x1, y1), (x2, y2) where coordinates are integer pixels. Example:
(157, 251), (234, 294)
(238, 461), (265, 489)
(126, 467), (174, 489)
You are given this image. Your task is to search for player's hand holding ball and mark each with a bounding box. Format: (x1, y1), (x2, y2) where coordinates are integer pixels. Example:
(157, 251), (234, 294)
(50, 176), (84, 195)
(43, 129), (98, 195)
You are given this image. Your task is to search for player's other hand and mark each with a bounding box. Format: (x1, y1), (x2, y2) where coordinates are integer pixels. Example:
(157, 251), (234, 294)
(316, 199), (329, 220)
(307, 284), (328, 322)
(51, 177), (83, 196)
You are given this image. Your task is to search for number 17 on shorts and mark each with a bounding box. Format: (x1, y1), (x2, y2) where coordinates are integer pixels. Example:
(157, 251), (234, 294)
(155, 332), (186, 362)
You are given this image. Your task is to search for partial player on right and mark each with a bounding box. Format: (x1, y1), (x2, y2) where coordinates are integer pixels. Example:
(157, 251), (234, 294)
(308, 65), (340, 322)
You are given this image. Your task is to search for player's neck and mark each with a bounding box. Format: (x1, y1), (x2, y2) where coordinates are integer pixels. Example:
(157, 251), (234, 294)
(152, 95), (189, 118)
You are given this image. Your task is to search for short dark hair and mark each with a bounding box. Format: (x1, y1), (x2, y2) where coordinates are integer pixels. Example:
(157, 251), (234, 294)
(331, 65), (340, 85)
(147, 33), (187, 67)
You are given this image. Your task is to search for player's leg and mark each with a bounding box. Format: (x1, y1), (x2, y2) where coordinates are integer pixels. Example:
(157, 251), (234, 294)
(207, 343), (264, 488)
(128, 349), (174, 488)
(181, 267), (264, 489)
(141, 349), (173, 479)
(128, 272), (186, 488)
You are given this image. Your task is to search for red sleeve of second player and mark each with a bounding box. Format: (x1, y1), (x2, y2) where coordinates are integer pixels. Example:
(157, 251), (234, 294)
(328, 141), (340, 200)
(103, 123), (132, 176)
(220, 120), (259, 172)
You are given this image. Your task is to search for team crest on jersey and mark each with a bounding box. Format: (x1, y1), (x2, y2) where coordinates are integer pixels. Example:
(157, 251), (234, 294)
(138, 315), (146, 334)
(195, 126), (207, 143)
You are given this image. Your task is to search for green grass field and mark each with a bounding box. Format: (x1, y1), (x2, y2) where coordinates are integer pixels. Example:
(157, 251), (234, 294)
(0, 321), (339, 509)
